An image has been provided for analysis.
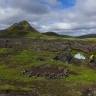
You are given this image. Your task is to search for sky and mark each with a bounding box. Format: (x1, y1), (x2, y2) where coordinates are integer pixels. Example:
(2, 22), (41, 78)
(0, 0), (96, 36)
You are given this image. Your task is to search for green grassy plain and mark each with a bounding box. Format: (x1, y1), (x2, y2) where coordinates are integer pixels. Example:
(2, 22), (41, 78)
(0, 47), (96, 95)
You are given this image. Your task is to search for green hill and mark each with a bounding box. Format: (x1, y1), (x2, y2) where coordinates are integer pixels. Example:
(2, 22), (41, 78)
(42, 32), (73, 38)
(76, 34), (96, 39)
(6, 20), (39, 33)
(0, 20), (40, 38)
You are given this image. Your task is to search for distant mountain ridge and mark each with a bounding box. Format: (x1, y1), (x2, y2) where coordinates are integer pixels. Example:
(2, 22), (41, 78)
(42, 32), (73, 38)
(76, 34), (96, 39)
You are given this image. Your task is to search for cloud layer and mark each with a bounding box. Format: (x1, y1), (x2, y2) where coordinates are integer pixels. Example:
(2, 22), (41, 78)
(0, 0), (96, 36)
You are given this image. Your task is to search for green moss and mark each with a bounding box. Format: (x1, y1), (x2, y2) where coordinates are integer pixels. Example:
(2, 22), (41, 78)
(65, 64), (96, 81)
(0, 48), (7, 53)
(70, 50), (85, 56)
(0, 85), (16, 91)
(0, 85), (29, 91)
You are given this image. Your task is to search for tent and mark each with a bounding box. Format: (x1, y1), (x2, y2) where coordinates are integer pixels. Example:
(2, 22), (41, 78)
(74, 53), (85, 60)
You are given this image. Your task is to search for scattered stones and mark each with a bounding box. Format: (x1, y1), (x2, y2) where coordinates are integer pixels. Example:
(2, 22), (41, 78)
(20, 70), (27, 74)
(0, 53), (8, 57)
(0, 38), (96, 54)
(21, 63), (69, 79)
(81, 88), (95, 96)
(81, 89), (91, 96)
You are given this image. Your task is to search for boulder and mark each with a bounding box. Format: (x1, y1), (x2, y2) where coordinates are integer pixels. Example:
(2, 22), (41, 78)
(53, 52), (73, 63)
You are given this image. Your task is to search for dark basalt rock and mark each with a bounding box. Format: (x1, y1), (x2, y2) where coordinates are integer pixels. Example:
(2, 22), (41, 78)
(53, 52), (73, 63)
(52, 52), (87, 66)
(0, 38), (96, 53)
(81, 88), (96, 96)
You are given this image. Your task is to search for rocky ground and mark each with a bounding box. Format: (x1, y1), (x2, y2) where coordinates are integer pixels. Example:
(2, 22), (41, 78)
(0, 38), (96, 53)
(0, 91), (39, 96)
(0, 38), (96, 96)
(21, 63), (69, 79)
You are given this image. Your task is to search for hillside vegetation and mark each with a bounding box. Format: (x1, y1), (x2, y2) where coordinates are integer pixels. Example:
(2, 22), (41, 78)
(42, 32), (73, 38)
(0, 20), (42, 38)
(77, 34), (96, 39)
(0, 20), (74, 39)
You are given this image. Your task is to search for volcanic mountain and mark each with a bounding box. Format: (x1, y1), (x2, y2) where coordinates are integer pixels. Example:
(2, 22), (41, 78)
(0, 20), (39, 37)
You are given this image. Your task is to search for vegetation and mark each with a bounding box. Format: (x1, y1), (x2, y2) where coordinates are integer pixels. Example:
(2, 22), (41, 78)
(76, 34), (96, 39)
(0, 20), (96, 95)
(0, 47), (96, 95)
(42, 32), (73, 38)
(0, 20), (40, 38)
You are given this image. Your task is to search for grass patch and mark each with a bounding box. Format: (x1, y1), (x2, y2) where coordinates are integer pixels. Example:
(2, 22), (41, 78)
(70, 50), (85, 56)
(0, 48), (7, 53)
(0, 85), (29, 91)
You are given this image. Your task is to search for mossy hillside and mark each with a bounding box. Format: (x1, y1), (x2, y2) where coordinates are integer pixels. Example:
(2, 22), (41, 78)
(6, 20), (39, 33)
(0, 20), (41, 38)
(77, 34), (96, 39)
(42, 32), (73, 38)
(0, 30), (29, 37)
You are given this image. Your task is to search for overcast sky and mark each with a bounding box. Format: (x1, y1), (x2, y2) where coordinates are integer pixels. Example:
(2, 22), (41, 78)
(0, 0), (96, 36)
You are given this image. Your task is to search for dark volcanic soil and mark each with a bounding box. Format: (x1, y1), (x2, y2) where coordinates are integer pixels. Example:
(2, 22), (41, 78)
(0, 91), (39, 96)
(21, 63), (69, 79)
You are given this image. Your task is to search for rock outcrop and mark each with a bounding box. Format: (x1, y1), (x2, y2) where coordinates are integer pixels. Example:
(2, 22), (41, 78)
(53, 52), (73, 63)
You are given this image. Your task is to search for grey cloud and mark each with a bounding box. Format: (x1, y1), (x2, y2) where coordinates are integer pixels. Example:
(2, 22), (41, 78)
(0, 0), (96, 36)
(7, 0), (50, 14)
(0, 0), (50, 14)
(0, 0), (51, 29)
(37, 0), (96, 36)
